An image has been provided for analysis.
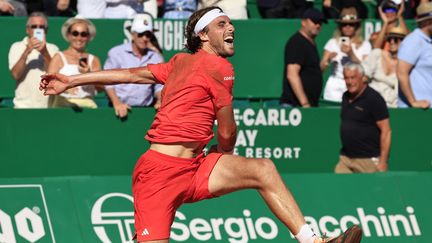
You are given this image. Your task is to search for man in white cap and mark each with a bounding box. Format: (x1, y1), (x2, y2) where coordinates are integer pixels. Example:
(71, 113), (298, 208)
(104, 13), (164, 118)
(40, 7), (362, 243)
(397, 2), (432, 109)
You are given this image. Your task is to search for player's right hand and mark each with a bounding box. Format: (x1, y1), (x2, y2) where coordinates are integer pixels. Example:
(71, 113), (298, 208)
(40, 73), (70, 95)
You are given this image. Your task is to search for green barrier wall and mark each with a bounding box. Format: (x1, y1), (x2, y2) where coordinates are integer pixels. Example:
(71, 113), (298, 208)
(0, 108), (430, 178)
(0, 18), (419, 100)
(0, 172), (431, 242)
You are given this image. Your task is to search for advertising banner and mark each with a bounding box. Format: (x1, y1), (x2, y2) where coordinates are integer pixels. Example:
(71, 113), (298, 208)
(0, 173), (431, 242)
(0, 108), (431, 178)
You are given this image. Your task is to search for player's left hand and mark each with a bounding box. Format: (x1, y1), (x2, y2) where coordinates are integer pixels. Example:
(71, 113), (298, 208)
(40, 73), (70, 95)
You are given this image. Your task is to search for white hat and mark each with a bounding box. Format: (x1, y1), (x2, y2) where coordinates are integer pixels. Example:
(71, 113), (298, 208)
(131, 13), (153, 33)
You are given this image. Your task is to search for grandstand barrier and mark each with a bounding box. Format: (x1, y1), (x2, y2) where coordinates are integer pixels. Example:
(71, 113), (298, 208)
(0, 17), (419, 102)
(0, 172), (431, 242)
(0, 107), (430, 178)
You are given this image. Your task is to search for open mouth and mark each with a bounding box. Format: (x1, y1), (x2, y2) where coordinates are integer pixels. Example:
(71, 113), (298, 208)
(224, 36), (234, 46)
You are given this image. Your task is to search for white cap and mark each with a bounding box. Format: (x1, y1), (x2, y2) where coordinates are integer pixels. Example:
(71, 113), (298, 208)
(131, 13), (153, 33)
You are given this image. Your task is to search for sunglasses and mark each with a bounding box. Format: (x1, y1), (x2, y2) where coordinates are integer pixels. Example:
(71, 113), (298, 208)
(29, 25), (47, 29)
(136, 31), (151, 38)
(340, 23), (358, 27)
(387, 37), (403, 42)
(69, 30), (90, 38)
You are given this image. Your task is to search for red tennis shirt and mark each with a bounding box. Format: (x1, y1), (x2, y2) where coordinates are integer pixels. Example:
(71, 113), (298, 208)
(146, 49), (234, 146)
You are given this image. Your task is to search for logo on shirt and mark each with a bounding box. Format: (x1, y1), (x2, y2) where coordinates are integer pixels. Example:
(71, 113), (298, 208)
(355, 106), (364, 111)
(224, 76), (235, 81)
(141, 228), (150, 236)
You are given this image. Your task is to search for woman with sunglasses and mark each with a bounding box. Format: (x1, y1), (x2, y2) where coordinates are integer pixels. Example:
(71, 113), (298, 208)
(320, 7), (371, 103)
(47, 17), (101, 108)
(363, 24), (407, 107)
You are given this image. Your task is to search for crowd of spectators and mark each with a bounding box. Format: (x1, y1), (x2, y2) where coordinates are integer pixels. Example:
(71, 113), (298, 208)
(3, 0), (432, 111)
(280, 0), (432, 109)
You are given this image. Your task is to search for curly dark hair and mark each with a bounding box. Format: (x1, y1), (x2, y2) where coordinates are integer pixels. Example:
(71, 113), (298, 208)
(184, 6), (223, 53)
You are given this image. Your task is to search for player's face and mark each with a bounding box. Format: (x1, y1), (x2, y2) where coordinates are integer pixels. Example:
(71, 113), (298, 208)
(205, 15), (235, 57)
(344, 69), (366, 95)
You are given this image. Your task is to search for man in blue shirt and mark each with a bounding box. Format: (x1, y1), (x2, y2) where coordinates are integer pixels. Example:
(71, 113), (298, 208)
(397, 2), (432, 108)
(104, 13), (164, 118)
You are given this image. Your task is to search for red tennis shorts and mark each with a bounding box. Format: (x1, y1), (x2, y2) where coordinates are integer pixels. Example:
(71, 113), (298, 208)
(132, 149), (223, 241)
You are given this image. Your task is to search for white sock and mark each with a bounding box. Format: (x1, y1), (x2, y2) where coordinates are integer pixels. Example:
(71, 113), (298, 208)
(295, 224), (317, 243)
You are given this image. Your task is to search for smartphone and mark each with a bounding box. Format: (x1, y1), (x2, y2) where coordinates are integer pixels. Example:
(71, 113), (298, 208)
(339, 36), (350, 46)
(79, 57), (88, 66)
(33, 29), (45, 41)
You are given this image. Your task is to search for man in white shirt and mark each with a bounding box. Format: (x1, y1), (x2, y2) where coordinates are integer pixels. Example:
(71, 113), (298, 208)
(8, 12), (58, 108)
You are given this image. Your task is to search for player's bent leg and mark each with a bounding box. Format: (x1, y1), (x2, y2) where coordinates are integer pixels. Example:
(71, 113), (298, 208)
(208, 154), (307, 236)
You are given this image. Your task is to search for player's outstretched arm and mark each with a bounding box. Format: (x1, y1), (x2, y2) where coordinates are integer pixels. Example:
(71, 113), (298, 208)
(40, 67), (157, 95)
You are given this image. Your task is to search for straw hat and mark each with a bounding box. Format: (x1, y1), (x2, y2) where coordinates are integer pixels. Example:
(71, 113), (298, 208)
(416, 2), (432, 23)
(336, 7), (361, 24)
(61, 17), (96, 41)
(387, 26), (408, 38)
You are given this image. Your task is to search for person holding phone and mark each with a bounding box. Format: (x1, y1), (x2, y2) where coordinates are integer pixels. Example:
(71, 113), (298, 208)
(8, 11), (59, 108)
(320, 7), (371, 103)
(47, 17), (101, 108)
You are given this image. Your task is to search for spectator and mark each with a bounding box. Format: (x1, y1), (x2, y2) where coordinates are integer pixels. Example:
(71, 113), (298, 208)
(0, 0), (27, 16)
(198, 0), (247, 19)
(280, 8), (327, 107)
(363, 27), (407, 108)
(257, 0), (313, 18)
(77, 0), (106, 18)
(335, 62), (391, 173)
(322, 0), (368, 19)
(397, 2), (432, 108)
(27, 0), (77, 16)
(142, 0), (158, 18)
(320, 7), (371, 103)
(104, 13), (164, 118)
(162, 0), (197, 19)
(376, 0), (430, 19)
(8, 12), (58, 108)
(370, 0), (408, 48)
(104, 0), (139, 18)
(47, 17), (100, 108)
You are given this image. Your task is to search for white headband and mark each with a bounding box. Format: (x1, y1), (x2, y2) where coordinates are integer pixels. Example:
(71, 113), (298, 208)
(194, 9), (227, 34)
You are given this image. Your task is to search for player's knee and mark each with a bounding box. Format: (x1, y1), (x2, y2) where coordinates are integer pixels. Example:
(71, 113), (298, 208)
(254, 158), (277, 180)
